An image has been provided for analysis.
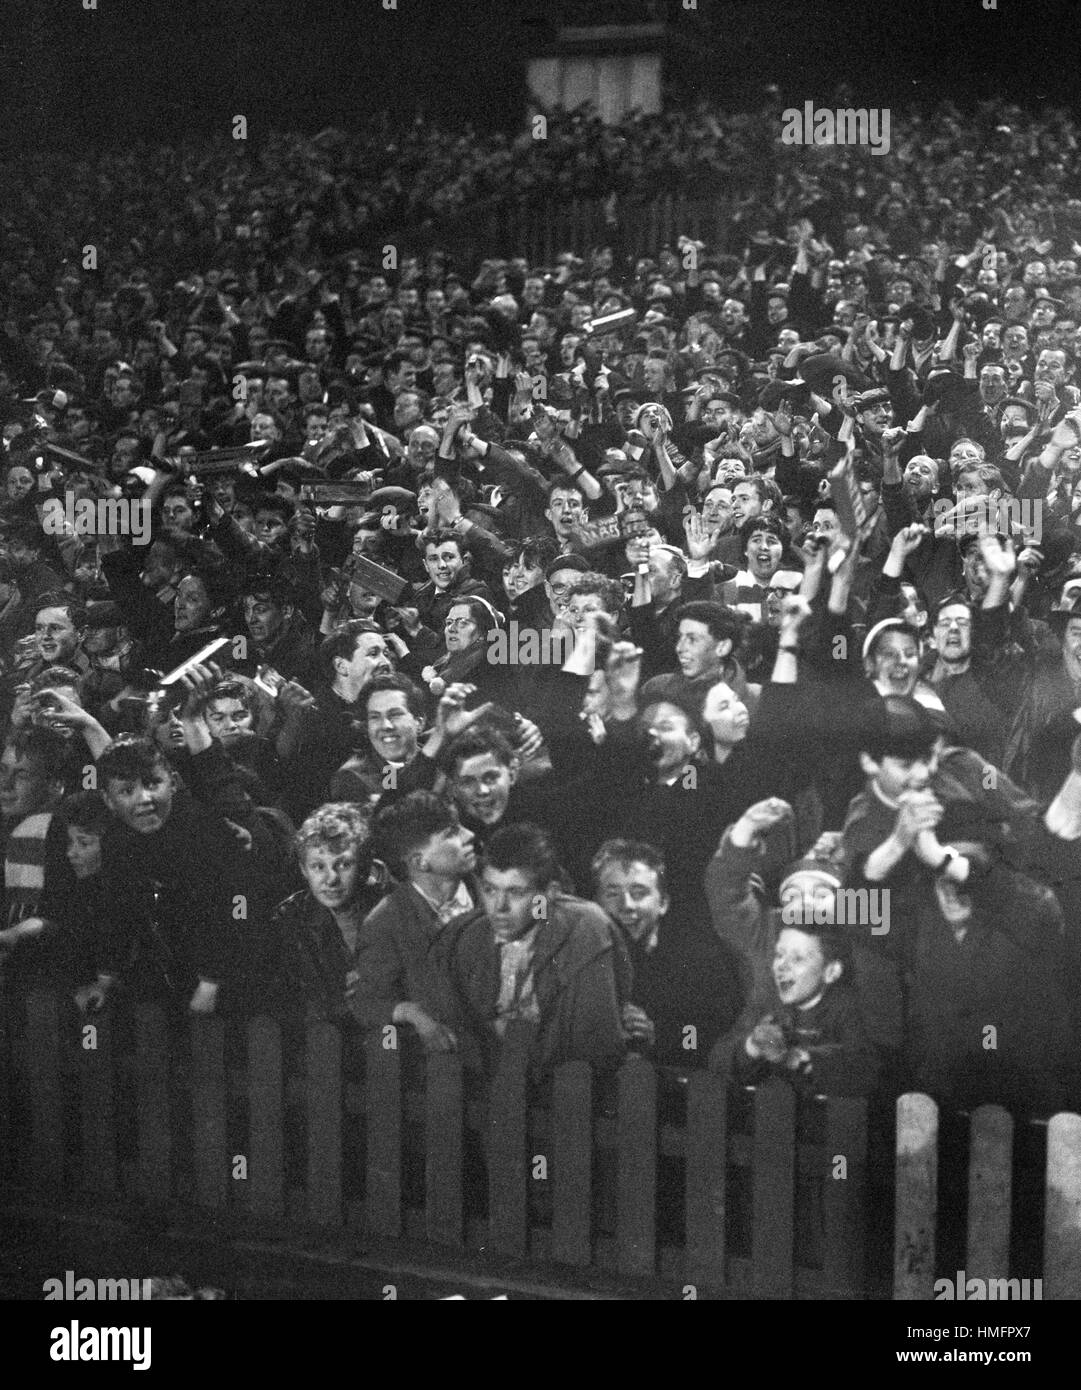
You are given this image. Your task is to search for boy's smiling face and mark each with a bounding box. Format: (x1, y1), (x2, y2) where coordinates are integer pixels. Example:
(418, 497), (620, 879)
(772, 926), (840, 1009)
(867, 630), (920, 696)
(103, 763), (176, 834)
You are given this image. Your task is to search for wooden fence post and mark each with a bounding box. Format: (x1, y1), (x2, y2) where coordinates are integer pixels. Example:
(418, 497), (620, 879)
(26, 992), (64, 1189)
(895, 1092), (938, 1299)
(0, 990), (13, 1169)
(617, 1059), (657, 1278)
(365, 1028), (401, 1238)
(551, 1061), (592, 1267)
(488, 1021), (532, 1256)
(966, 1105), (1012, 1283)
(425, 1051), (463, 1248)
(1044, 1111), (1081, 1299)
(248, 1016), (284, 1220)
(751, 1079), (796, 1298)
(823, 1096), (869, 1297)
(306, 1020), (342, 1227)
(191, 1016), (227, 1210)
(79, 1008), (116, 1197)
(684, 1068), (728, 1296)
(135, 1003), (170, 1205)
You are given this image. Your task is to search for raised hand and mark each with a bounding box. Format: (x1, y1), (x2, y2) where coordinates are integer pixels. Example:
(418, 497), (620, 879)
(881, 425), (907, 454)
(731, 797), (794, 846)
(771, 402), (794, 438)
(1050, 412), (1081, 449)
(513, 713), (545, 762)
(436, 682), (494, 739)
(603, 641), (643, 707)
(978, 532), (1017, 579)
(778, 592), (812, 638)
(890, 522), (929, 560)
(684, 509), (718, 560)
(177, 661), (224, 722)
(278, 680), (317, 719)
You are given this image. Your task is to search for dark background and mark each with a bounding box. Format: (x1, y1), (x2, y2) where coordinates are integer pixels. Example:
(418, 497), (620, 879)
(0, 0), (1074, 151)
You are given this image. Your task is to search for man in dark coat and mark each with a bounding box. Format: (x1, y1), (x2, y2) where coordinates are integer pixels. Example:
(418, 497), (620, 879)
(451, 823), (630, 1078)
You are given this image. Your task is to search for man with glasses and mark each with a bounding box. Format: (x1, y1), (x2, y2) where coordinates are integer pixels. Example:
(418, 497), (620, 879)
(542, 554), (591, 625)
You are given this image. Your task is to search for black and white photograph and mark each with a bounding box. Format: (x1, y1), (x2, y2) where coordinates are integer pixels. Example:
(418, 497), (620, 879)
(0, 0), (1079, 1351)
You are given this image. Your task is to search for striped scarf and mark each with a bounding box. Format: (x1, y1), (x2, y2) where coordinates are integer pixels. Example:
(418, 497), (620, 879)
(5, 812), (52, 927)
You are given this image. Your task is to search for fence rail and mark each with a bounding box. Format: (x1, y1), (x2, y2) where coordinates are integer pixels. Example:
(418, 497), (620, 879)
(1, 993), (1079, 1299)
(392, 195), (743, 270)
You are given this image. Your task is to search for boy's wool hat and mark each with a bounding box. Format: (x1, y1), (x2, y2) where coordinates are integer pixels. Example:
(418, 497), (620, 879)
(1049, 593), (1081, 634)
(758, 378), (808, 411)
(598, 449), (631, 477)
(862, 616), (915, 661)
(779, 830), (846, 898)
(367, 486), (417, 509)
(780, 854), (844, 898)
(544, 554), (591, 580)
(1000, 393), (1039, 418)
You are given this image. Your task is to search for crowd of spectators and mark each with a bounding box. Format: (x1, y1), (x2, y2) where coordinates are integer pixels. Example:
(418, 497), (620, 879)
(3, 94), (1081, 1123)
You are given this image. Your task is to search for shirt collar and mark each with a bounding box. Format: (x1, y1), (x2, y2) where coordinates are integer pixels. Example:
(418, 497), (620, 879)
(412, 878), (474, 923)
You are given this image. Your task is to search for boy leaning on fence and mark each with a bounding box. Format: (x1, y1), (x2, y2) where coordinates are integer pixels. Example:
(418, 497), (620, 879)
(734, 920), (881, 1098)
(452, 822), (632, 1079)
(350, 790), (480, 1059)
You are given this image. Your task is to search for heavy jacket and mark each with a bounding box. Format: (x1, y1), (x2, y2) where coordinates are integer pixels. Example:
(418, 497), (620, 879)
(350, 878), (480, 1050)
(903, 867), (1079, 1115)
(273, 883), (387, 1023)
(452, 893), (631, 1077)
(94, 755), (249, 1001)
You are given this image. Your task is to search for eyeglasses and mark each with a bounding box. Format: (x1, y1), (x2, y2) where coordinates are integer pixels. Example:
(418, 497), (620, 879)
(444, 617), (477, 629)
(935, 616), (972, 630)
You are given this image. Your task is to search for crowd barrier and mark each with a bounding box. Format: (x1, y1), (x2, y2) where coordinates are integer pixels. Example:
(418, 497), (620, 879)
(398, 194), (742, 269)
(1, 993), (1079, 1300)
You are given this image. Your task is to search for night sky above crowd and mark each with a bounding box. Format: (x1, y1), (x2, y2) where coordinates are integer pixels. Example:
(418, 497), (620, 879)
(2, 0), (1076, 151)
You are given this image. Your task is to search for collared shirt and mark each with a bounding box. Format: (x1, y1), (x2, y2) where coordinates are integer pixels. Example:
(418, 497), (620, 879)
(411, 878), (474, 927)
(492, 923), (541, 1036)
